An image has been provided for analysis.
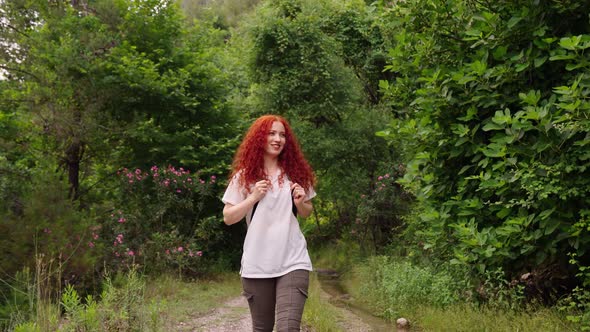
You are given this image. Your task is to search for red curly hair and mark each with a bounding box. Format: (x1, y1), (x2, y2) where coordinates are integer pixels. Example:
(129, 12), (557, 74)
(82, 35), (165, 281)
(230, 115), (316, 192)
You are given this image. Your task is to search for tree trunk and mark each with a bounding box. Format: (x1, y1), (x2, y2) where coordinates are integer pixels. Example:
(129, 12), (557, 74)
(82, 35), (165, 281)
(65, 139), (83, 200)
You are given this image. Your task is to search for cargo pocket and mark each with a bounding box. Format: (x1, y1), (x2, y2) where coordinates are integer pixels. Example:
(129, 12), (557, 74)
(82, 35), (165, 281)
(296, 287), (308, 298)
(242, 291), (254, 303)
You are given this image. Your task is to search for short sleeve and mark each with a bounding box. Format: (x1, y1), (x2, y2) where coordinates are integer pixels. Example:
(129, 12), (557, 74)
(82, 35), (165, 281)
(305, 186), (317, 202)
(222, 174), (246, 205)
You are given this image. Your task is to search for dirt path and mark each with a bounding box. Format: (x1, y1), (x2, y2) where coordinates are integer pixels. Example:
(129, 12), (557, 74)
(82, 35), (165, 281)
(175, 276), (378, 331)
(175, 295), (252, 332)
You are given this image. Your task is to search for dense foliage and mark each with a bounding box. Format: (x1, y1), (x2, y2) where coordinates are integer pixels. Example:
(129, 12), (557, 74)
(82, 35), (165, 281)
(0, 0), (242, 328)
(1, 0), (589, 329)
(376, 0), (590, 302)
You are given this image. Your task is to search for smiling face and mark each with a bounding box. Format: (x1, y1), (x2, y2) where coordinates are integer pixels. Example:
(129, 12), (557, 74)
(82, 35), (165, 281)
(264, 121), (286, 158)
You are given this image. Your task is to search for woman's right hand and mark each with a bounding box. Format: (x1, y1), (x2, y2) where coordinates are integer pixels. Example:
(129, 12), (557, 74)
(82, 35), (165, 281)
(249, 179), (271, 202)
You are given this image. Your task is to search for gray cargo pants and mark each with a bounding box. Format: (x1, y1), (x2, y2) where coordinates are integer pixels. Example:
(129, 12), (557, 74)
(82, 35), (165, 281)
(241, 269), (309, 332)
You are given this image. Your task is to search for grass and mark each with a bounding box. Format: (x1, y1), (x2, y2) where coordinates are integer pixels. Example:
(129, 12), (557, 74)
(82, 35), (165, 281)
(342, 256), (576, 332)
(302, 272), (344, 331)
(143, 272), (243, 330)
(411, 305), (572, 332)
(309, 241), (577, 331)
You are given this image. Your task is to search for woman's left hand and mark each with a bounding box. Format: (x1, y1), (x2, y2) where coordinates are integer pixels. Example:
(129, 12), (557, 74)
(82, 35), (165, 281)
(290, 183), (306, 205)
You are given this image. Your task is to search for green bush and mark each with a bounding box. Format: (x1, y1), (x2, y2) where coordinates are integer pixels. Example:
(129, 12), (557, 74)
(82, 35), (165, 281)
(376, 0), (590, 297)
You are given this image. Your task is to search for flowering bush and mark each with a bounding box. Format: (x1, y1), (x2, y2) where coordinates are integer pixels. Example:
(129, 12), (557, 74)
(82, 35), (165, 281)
(352, 165), (413, 249)
(103, 165), (216, 275)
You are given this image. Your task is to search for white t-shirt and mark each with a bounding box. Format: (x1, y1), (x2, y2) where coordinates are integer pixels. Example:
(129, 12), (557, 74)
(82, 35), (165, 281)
(222, 170), (315, 278)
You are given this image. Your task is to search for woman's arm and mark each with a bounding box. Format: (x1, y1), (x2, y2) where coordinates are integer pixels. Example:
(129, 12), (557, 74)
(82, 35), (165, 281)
(223, 198), (256, 225)
(223, 179), (270, 225)
(295, 200), (313, 218)
(291, 182), (314, 218)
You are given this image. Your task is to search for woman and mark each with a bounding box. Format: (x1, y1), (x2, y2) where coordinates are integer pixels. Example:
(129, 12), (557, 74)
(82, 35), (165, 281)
(222, 115), (316, 332)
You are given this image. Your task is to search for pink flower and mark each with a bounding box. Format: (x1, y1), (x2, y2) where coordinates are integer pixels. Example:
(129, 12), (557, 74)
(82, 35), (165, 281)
(135, 168), (141, 175)
(176, 189), (181, 193)
(196, 251), (203, 257)
(118, 217), (126, 223)
(384, 174), (390, 178)
(177, 246), (183, 252)
(88, 241), (95, 248)
(92, 233), (99, 240)
(165, 249), (170, 255)
(151, 165), (158, 172)
(378, 176), (383, 181)
(127, 250), (135, 256)
(189, 250), (194, 257)
(200, 179), (205, 184)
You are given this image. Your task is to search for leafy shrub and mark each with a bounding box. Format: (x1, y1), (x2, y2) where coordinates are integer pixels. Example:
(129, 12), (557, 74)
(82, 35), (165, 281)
(353, 164), (413, 250)
(57, 267), (159, 332)
(0, 168), (102, 303)
(376, 0), (590, 297)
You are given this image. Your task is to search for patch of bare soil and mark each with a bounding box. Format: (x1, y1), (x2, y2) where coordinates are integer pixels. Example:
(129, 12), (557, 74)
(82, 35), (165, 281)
(175, 296), (251, 332)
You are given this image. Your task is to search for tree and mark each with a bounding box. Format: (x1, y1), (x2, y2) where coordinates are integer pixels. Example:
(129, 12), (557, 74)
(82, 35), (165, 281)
(0, 0), (239, 200)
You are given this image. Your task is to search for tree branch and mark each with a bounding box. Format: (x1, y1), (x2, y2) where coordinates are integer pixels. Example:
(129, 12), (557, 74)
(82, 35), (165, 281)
(0, 22), (30, 38)
(0, 64), (40, 81)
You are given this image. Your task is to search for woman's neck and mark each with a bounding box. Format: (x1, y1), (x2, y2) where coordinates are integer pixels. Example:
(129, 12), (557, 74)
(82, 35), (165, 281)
(263, 156), (279, 177)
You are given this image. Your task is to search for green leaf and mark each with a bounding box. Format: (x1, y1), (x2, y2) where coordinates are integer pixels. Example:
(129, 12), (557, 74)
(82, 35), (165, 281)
(482, 122), (504, 131)
(519, 90), (541, 106)
(493, 46), (507, 60)
(515, 62), (529, 72)
(566, 62), (587, 71)
(534, 56), (547, 68)
(458, 165), (473, 175)
(491, 109), (512, 125)
(549, 54), (576, 61)
(496, 208), (511, 219)
(559, 36), (581, 50)
(506, 16), (522, 29)
(482, 143), (506, 158)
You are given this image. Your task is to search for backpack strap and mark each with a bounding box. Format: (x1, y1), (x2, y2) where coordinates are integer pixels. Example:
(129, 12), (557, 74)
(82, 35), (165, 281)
(249, 188), (298, 221)
(291, 188), (298, 217)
